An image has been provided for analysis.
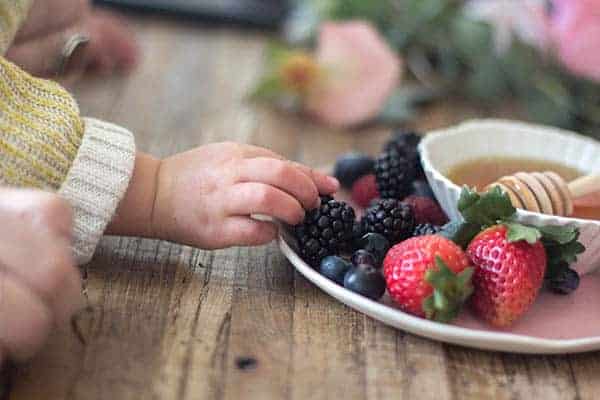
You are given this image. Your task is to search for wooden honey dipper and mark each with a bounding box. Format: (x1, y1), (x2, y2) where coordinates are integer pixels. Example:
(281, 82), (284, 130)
(485, 172), (600, 217)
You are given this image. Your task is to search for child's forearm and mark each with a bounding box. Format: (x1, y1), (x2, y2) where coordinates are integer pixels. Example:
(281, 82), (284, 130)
(105, 152), (161, 238)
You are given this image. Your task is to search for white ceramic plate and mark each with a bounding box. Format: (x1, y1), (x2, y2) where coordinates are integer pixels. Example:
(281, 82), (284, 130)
(279, 231), (600, 354)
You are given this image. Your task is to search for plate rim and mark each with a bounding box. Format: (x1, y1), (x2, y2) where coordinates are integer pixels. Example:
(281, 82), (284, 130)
(279, 235), (600, 354)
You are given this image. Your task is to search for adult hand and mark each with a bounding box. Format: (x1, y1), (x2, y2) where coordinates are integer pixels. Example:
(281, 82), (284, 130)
(6, 0), (139, 77)
(0, 188), (84, 366)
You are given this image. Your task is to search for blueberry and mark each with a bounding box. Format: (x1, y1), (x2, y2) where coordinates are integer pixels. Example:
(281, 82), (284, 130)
(320, 256), (352, 285)
(358, 233), (390, 264)
(410, 180), (435, 199)
(333, 153), (375, 189)
(343, 264), (387, 300)
(351, 249), (377, 267)
(548, 267), (580, 295)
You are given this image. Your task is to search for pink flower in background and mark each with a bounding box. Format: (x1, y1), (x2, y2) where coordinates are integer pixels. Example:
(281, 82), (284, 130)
(305, 21), (402, 128)
(549, 0), (600, 82)
(464, 0), (549, 54)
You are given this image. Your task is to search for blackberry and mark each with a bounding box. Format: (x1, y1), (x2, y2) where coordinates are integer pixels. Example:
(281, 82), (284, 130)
(383, 130), (424, 179)
(361, 199), (415, 244)
(383, 130), (421, 153)
(413, 223), (442, 237)
(294, 197), (356, 266)
(374, 149), (416, 200)
(349, 221), (365, 249)
(339, 220), (364, 254)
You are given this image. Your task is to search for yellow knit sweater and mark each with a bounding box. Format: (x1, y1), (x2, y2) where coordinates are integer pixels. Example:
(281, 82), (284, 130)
(0, 1), (136, 263)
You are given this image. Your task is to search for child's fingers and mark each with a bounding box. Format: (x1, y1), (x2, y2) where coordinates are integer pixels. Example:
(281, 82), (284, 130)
(0, 272), (53, 361)
(291, 162), (339, 195)
(239, 144), (284, 160)
(234, 144), (338, 195)
(221, 217), (278, 246)
(225, 183), (306, 225)
(237, 158), (320, 210)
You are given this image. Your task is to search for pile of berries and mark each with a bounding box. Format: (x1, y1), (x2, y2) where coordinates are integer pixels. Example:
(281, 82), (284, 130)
(335, 130), (447, 228)
(292, 131), (584, 328)
(319, 233), (389, 300)
(294, 130), (450, 301)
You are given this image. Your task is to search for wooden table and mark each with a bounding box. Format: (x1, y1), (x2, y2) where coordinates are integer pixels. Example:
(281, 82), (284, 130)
(6, 16), (600, 400)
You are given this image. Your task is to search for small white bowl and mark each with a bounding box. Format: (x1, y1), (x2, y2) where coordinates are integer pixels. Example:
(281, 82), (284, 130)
(419, 119), (600, 275)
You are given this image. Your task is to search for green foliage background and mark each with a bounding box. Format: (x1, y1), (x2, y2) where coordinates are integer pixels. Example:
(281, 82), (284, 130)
(284, 0), (600, 138)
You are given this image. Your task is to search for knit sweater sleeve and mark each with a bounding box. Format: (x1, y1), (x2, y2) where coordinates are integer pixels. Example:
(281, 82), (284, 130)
(0, 57), (136, 264)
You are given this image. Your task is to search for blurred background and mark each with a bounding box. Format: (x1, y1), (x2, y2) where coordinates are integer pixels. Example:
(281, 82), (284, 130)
(94, 0), (290, 29)
(94, 0), (600, 140)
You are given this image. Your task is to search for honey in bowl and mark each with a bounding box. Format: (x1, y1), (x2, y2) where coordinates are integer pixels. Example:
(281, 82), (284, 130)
(446, 157), (600, 220)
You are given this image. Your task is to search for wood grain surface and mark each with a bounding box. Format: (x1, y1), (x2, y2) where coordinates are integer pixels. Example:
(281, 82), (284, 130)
(6, 15), (600, 400)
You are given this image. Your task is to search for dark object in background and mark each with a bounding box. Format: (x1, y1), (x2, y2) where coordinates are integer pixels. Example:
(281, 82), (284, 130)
(0, 362), (14, 400)
(548, 264), (580, 295)
(410, 180), (435, 199)
(413, 223), (441, 237)
(357, 233), (390, 266)
(235, 356), (258, 370)
(333, 152), (375, 189)
(94, 0), (289, 29)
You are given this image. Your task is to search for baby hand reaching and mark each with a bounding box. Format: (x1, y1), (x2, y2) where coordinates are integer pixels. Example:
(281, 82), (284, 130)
(107, 142), (339, 249)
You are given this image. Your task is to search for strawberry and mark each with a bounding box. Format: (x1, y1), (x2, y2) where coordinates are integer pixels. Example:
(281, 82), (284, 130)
(351, 174), (379, 208)
(403, 195), (448, 226)
(467, 225), (547, 327)
(383, 235), (473, 322)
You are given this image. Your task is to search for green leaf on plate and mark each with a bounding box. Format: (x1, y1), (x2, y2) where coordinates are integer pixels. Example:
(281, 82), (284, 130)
(504, 222), (542, 244)
(439, 220), (482, 249)
(538, 225), (579, 245)
(458, 186), (516, 227)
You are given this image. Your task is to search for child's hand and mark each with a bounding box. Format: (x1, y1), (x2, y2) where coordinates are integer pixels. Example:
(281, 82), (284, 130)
(0, 189), (84, 365)
(108, 143), (339, 249)
(154, 142), (339, 248)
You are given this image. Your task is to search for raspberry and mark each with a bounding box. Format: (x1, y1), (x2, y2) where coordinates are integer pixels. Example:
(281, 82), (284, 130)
(351, 174), (379, 208)
(403, 195), (448, 226)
